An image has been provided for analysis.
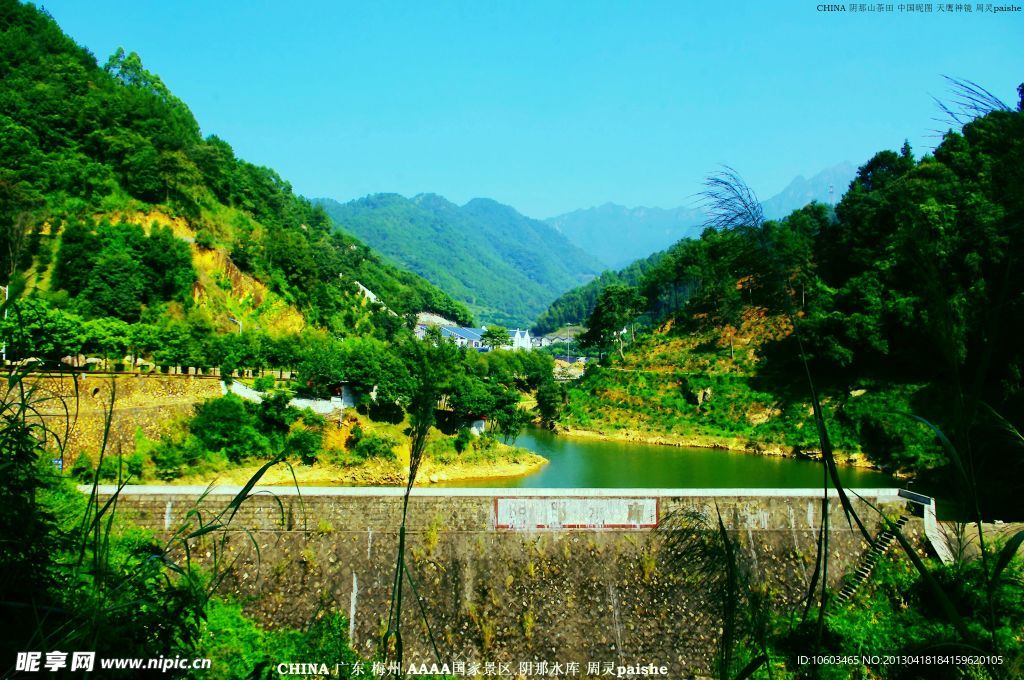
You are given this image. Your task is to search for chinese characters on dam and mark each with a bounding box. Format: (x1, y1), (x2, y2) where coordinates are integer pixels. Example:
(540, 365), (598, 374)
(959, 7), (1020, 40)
(495, 497), (658, 530)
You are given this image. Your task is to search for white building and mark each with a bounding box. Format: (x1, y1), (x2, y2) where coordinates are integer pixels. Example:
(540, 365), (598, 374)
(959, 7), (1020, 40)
(415, 325), (532, 351)
(510, 328), (532, 351)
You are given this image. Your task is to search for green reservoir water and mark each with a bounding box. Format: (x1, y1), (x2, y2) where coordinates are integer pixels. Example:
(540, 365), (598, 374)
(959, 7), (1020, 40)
(450, 427), (898, 489)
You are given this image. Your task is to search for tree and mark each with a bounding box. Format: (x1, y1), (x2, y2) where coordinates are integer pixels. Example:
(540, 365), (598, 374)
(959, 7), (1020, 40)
(83, 317), (130, 368)
(141, 225), (194, 303)
(80, 243), (144, 321)
(121, 145), (163, 202)
(0, 298), (83, 361)
(535, 377), (565, 426)
(51, 221), (99, 296)
(189, 395), (269, 464)
(448, 375), (498, 421)
(265, 333), (302, 375)
(580, 284), (644, 359)
(0, 173), (40, 283)
(718, 280), (744, 361)
(127, 323), (159, 365)
(481, 325), (511, 349)
(519, 351), (555, 390)
(493, 401), (531, 444)
(296, 334), (345, 397)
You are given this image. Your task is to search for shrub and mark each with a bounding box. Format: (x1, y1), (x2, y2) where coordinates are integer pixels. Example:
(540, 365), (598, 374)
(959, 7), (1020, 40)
(426, 436), (457, 465)
(347, 424), (363, 448)
(193, 229), (215, 250)
(300, 410), (326, 429)
(190, 395), (269, 463)
(69, 452), (94, 482)
(462, 433), (501, 464)
(287, 429), (322, 466)
(254, 390), (298, 435)
(124, 451), (146, 479)
(454, 427), (474, 453)
(352, 433), (397, 462)
(252, 374), (276, 392)
(149, 438), (186, 481)
(97, 454), (122, 481)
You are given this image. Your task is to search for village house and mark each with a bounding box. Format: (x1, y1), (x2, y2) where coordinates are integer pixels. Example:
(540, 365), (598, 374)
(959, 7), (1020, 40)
(532, 334), (572, 349)
(415, 325), (533, 351)
(510, 328), (532, 351)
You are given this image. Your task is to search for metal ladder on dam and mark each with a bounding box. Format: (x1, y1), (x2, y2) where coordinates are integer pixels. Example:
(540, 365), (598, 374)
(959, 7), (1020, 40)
(834, 514), (910, 605)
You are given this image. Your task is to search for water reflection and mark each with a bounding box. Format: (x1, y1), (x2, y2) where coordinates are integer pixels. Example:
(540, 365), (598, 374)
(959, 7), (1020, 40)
(446, 426), (897, 489)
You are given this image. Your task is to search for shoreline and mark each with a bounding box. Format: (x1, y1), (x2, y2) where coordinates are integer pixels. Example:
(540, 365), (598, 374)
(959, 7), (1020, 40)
(416, 452), (548, 485)
(161, 451), (549, 488)
(553, 425), (883, 471)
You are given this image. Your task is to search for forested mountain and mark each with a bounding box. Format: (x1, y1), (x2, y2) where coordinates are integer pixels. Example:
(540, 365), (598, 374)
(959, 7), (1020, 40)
(0, 0), (470, 366)
(545, 163), (855, 269)
(532, 249), (667, 335)
(565, 96), (1024, 515)
(316, 194), (602, 327)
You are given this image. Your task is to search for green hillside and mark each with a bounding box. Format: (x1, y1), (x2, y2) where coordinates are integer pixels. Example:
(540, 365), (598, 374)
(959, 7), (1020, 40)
(0, 0), (470, 362)
(532, 249), (668, 335)
(564, 99), (1024, 517)
(317, 194), (602, 327)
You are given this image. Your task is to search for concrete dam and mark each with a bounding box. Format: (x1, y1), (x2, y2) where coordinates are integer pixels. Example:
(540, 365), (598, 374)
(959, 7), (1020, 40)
(97, 486), (920, 677)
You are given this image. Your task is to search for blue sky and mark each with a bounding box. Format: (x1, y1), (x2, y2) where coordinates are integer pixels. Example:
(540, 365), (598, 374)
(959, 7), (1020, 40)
(41, 1), (1023, 218)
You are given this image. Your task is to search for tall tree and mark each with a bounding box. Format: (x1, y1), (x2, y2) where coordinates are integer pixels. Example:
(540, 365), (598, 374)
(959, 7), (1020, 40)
(80, 243), (144, 321)
(580, 284), (644, 359)
(481, 325), (511, 349)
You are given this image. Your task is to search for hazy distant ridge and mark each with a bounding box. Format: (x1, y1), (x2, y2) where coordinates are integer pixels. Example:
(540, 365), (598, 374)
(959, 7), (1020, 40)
(760, 162), (856, 220)
(545, 162), (857, 268)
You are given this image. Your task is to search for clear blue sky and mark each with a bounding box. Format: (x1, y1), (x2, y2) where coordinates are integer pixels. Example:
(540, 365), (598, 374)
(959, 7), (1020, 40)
(40, 1), (1023, 218)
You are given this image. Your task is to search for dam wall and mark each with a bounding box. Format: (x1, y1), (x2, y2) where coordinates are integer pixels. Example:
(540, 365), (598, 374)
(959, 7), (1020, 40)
(97, 486), (918, 676)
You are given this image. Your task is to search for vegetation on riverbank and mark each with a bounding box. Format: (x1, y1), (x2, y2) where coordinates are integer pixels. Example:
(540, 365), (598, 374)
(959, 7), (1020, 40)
(559, 90), (1024, 519)
(561, 312), (936, 469)
(553, 422), (877, 468)
(68, 390), (545, 487)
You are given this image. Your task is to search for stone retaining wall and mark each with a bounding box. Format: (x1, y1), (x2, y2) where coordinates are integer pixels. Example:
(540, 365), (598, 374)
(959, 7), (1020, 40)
(28, 374), (221, 458)
(99, 487), (918, 676)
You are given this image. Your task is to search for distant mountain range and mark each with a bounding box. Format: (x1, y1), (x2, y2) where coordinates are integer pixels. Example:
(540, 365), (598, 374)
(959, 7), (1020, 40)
(546, 162), (857, 268)
(545, 204), (705, 271)
(316, 194), (603, 327)
(316, 163), (856, 328)
(759, 162), (857, 220)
